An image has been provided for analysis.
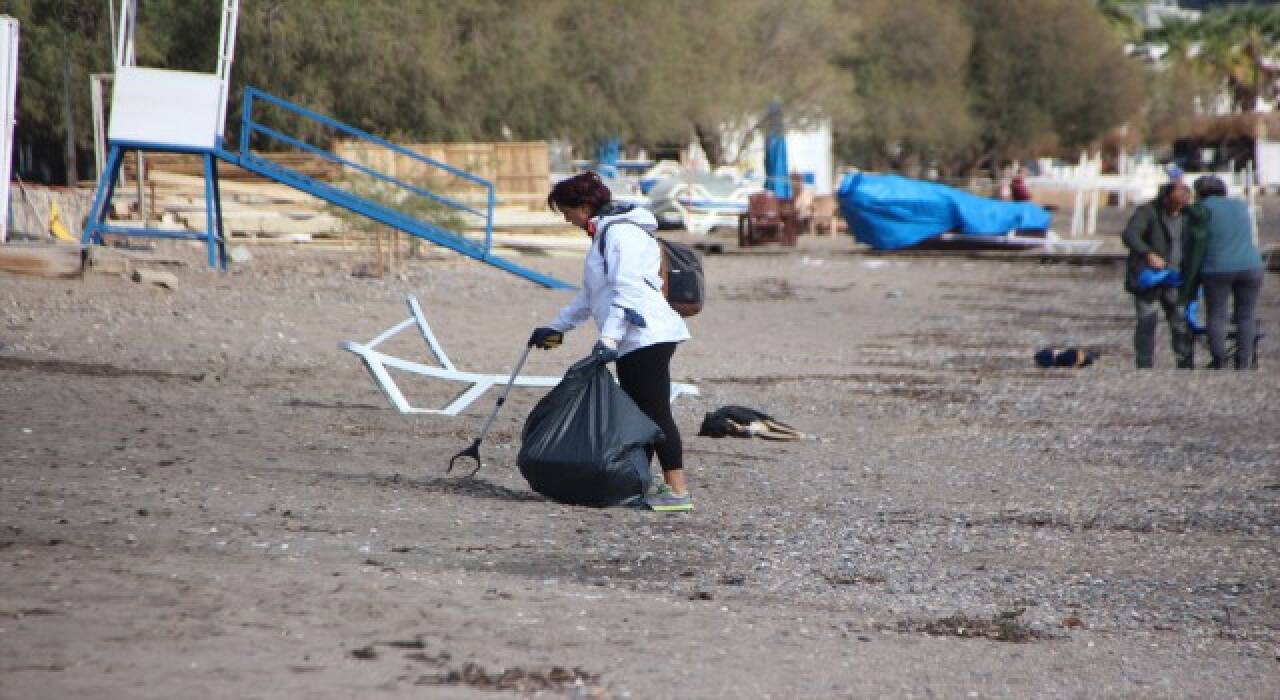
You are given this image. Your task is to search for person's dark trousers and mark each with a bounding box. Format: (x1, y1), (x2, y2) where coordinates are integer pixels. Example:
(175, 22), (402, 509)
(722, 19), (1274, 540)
(1202, 268), (1264, 370)
(1133, 288), (1193, 368)
(615, 342), (682, 471)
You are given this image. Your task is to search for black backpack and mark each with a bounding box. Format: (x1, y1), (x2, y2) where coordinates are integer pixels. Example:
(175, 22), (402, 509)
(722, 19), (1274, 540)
(597, 218), (705, 317)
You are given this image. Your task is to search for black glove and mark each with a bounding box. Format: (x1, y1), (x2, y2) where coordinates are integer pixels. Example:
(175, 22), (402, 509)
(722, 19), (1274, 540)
(528, 327), (564, 349)
(591, 339), (619, 363)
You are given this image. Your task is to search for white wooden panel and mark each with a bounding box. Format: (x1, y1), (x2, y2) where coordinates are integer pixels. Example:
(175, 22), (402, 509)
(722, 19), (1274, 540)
(1256, 140), (1280, 188)
(786, 121), (834, 195)
(0, 17), (19, 242)
(107, 66), (222, 149)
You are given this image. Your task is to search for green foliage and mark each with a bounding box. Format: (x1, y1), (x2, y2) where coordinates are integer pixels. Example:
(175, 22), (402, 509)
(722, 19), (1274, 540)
(835, 0), (977, 172)
(1147, 5), (1280, 112)
(1143, 53), (1222, 144)
(963, 0), (1144, 170)
(326, 171), (466, 235)
(6, 0), (112, 180)
(7, 0), (1147, 180)
(839, 0), (1143, 173)
(1093, 0), (1144, 43)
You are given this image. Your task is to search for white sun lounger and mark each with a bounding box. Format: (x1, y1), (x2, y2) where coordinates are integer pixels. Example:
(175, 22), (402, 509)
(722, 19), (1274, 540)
(341, 295), (699, 416)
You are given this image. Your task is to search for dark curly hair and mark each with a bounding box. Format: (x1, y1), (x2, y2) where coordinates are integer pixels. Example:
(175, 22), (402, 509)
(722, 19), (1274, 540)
(1156, 181), (1189, 207)
(1193, 175), (1227, 199)
(547, 171), (612, 215)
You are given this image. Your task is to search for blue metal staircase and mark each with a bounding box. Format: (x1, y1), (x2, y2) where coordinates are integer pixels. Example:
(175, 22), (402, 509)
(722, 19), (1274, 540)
(83, 87), (574, 289)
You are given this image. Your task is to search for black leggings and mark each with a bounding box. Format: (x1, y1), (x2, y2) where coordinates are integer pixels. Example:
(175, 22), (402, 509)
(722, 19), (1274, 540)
(616, 342), (682, 472)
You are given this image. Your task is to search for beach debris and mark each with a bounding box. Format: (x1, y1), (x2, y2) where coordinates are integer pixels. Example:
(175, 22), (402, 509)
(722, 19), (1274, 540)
(228, 245), (253, 264)
(84, 246), (134, 277)
(0, 243), (83, 279)
(1034, 347), (1098, 368)
(132, 267), (179, 290)
(698, 406), (807, 441)
(342, 295), (697, 416)
(1062, 616), (1086, 629)
(416, 662), (604, 695)
(895, 610), (1046, 643)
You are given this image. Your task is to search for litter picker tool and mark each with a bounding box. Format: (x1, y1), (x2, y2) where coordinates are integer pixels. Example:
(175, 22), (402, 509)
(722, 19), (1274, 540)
(447, 344), (533, 477)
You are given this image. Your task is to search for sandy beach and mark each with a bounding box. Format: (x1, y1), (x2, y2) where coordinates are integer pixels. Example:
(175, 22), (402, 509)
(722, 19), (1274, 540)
(1, 227), (1277, 698)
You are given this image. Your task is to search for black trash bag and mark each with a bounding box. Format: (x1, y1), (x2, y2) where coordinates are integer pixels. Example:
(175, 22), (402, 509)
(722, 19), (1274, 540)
(1033, 346), (1098, 368)
(517, 356), (662, 507)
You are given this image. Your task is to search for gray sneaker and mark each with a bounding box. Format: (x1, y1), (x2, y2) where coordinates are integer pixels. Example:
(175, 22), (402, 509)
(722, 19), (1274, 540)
(645, 483), (693, 512)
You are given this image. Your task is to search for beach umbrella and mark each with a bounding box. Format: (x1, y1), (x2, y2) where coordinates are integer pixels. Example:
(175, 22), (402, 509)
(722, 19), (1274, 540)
(596, 138), (620, 179)
(764, 100), (791, 199)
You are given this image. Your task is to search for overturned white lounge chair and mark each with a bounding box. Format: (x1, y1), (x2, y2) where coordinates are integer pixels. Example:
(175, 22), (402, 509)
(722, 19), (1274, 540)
(341, 295), (699, 416)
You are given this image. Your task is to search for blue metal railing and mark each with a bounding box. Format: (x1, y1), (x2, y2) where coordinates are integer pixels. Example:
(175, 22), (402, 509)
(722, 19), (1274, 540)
(238, 87), (495, 254)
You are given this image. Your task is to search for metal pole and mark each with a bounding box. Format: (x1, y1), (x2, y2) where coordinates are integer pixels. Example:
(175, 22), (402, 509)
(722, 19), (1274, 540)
(214, 0), (240, 140)
(114, 0), (135, 68)
(62, 54), (78, 187)
(135, 150), (146, 223)
(90, 74), (106, 181)
(485, 183), (494, 255)
(106, 0), (115, 54)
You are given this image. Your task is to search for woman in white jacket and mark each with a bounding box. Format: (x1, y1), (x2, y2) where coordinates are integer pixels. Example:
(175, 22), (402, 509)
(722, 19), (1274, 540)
(528, 172), (693, 512)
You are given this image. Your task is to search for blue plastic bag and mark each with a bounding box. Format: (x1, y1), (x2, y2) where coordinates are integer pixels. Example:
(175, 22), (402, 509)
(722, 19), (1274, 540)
(1135, 267), (1183, 291)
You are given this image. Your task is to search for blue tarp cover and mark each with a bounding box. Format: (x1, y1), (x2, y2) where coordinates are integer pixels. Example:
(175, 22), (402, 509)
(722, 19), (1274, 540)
(836, 172), (1052, 250)
(596, 139), (620, 179)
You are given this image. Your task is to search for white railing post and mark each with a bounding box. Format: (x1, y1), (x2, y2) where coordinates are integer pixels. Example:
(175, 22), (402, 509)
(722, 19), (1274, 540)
(0, 16), (18, 243)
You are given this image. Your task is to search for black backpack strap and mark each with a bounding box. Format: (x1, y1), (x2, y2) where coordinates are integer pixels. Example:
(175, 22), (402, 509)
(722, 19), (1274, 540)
(596, 221), (615, 276)
(595, 218), (656, 276)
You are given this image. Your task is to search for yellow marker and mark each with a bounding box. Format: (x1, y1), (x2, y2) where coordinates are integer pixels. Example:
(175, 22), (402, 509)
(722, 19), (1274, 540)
(49, 200), (76, 242)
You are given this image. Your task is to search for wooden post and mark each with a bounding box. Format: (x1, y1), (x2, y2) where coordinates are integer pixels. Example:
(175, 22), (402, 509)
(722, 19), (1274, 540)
(0, 243), (84, 278)
(136, 151), (148, 222)
(62, 55), (78, 187)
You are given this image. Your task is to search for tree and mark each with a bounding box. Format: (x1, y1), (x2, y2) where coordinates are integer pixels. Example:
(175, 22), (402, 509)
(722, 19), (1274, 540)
(1093, 0), (1144, 43)
(1146, 6), (1280, 113)
(8, 0), (114, 184)
(685, 0), (852, 165)
(962, 0), (1144, 172)
(6, 0), (1148, 183)
(835, 0), (977, 173)
(1143, 54), (1223, 144)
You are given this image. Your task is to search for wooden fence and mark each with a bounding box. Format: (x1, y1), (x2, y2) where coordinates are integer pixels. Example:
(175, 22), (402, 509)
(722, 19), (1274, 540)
(6, 184), (94, 240)
(331, 140), (549, 199)
(115, 141), (550, 205)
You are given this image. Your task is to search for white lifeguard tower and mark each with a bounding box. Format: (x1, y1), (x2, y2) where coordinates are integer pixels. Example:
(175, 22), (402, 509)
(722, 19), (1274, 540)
(82, 0), (240, 267)
(77, 2), (571, 287)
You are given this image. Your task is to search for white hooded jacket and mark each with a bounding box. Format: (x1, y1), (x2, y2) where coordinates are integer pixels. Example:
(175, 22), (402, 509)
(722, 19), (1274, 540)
(548, 204), (691, 357)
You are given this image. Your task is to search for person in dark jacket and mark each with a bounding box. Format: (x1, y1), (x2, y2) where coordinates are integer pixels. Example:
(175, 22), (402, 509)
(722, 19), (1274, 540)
(1189, 176), (1265, 369)
(1121, 181), (1195, 368)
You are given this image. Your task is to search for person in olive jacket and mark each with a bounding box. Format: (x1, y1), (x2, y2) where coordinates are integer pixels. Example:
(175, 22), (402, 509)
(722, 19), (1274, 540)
(1121, 181), (1196, 368)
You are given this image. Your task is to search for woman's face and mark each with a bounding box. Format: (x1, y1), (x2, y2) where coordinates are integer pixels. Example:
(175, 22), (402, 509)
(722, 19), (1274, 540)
(559, 204), (594, 231)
